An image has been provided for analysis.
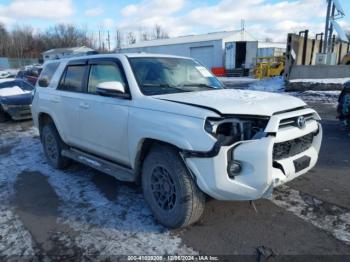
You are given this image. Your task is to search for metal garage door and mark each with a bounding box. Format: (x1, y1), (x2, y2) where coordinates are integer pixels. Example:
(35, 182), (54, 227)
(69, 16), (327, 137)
(190, 46), (214, 69)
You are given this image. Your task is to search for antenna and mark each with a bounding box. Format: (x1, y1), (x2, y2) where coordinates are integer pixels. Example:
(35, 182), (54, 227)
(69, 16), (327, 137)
(241, 19), (245, 41)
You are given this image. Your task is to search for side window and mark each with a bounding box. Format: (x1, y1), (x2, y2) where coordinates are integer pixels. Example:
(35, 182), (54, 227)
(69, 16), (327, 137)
(59, 65), (86, 92)
(38, 62), (59, 87)
(19, 81), (34, 91)
(88, 64), (125, 93)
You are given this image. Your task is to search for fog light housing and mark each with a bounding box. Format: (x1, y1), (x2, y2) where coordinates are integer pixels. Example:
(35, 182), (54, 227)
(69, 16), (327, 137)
(227, 160), (242, 178)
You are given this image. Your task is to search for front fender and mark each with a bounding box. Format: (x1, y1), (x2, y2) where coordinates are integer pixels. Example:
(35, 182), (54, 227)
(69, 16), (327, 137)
(128, 107), (215, 168)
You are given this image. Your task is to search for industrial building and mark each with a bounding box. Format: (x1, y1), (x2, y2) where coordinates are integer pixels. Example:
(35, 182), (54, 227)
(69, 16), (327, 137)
(120, 30), (258, 76)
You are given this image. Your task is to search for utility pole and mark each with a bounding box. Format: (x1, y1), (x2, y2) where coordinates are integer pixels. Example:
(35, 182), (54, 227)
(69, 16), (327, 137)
(107, 31), (111, 52)
(98, 30), (101, 51)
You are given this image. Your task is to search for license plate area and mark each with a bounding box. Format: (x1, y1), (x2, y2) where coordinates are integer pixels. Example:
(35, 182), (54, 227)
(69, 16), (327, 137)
(293, 156), (311, 172)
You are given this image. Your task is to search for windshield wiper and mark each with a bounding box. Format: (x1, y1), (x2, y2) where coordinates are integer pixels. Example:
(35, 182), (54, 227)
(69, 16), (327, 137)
(141, 83), (191, 92)
(181, 83), (219, 88)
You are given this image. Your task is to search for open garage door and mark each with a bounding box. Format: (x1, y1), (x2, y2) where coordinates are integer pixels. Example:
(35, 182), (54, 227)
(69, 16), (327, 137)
(190, 46), (214, 69)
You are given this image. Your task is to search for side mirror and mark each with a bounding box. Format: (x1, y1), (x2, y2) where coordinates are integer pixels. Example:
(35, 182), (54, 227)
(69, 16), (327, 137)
(38, 78), (49, 87)
(96, 81), (129, 98)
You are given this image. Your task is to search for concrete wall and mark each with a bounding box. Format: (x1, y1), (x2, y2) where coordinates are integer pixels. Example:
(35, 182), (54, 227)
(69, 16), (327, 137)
(289, 65), (350, 79)
(121, 40), (224, 69)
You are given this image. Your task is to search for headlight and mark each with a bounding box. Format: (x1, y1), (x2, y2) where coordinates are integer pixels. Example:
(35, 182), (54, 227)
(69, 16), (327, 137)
(204, 116), (269, 145)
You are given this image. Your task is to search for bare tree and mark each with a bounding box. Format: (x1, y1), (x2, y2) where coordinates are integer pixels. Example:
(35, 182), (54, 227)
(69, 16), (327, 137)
(127, 32), (136, 45)
(115, 29), (123, 50)
(153, 24), (169, 39)
(0, 23), (9, 57)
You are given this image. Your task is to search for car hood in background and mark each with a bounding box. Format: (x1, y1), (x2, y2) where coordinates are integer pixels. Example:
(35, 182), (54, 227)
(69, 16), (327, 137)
(154, 89), (306, 116)
(0, 87), (32, 105)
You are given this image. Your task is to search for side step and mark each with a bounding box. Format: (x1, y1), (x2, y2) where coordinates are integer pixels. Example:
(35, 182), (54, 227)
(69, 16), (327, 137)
(62, 148), (136, 182)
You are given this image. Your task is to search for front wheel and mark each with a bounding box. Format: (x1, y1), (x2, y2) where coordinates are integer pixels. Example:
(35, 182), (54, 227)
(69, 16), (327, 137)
(142, 145), (205, 228)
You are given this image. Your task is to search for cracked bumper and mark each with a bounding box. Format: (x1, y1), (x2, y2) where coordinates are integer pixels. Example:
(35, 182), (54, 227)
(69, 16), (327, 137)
(5, 105), (32, 120)
(185, 121), (322, 201)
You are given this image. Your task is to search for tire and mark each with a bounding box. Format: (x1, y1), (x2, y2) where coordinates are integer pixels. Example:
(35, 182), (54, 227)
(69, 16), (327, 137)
(41, 122), (71, 169)
(142, 145), (205, 228)
(0, 107), (7, 123)
(339, 93), (350, 126)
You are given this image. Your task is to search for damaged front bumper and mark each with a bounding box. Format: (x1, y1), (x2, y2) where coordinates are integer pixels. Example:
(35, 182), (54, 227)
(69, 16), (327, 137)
(3, 104), (32, 120)
(184, 109), (322, 201)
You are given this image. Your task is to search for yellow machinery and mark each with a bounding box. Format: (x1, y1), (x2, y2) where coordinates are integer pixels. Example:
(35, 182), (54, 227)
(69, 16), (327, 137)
(254, 56), (285, 79)
(341, 53), (350, 65)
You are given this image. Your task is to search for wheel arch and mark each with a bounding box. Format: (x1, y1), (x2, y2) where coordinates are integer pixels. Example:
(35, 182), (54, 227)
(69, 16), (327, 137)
(133, 138), (183, 182)
(37, 112), (65, 142)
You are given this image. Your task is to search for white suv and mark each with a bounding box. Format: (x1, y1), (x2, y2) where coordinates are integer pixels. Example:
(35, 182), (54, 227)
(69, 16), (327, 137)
(31, 54), (322, 228)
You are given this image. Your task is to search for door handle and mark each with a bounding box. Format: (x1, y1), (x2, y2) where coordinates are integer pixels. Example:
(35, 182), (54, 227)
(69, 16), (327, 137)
(79, 102), (90, 109)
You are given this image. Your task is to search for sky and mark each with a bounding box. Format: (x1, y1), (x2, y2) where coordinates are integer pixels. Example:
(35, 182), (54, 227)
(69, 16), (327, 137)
(0, 0), (349, 46)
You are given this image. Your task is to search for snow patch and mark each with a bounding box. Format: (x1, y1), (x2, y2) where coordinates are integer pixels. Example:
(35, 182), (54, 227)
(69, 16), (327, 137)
(0, 123), (196, 256)
(289, 78), (350, 84)
(291, 90), (341, 104)
(0, 125), (38, 256)
(273, 185), (350, 245)
(248, 77), (285, 92)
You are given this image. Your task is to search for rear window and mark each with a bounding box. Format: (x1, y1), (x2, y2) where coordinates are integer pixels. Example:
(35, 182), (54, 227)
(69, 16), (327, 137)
(58, 65), (86, 93)
(38, 62), (59, 87)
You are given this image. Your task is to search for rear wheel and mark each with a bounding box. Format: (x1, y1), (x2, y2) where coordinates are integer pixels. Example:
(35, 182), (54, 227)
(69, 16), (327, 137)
(142, 145), (205, 228)
(41, 122), (71, 169)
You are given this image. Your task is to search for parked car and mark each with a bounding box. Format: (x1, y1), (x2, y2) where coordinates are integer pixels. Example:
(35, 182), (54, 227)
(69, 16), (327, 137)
(0, 79), (34, 122)
(16, 67), (42, 85)
(337, 80), (350, 126)
(0, 70), (14, 79)
(31, 54), (322, 228)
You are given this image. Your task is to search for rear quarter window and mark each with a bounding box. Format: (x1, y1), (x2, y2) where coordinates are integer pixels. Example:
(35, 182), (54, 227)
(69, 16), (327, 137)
(38, 62), (60, 87)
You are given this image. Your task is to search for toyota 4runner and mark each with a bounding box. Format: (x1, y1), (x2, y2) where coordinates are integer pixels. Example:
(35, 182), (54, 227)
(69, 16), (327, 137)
(31, 54), (322, 228)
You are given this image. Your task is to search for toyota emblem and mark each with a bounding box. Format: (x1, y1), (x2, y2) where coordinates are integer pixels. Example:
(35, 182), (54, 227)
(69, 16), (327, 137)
(297, 116), (306, 129)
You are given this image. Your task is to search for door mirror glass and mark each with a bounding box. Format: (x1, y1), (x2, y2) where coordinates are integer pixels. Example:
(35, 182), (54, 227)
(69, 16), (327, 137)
(96, 81), (126, 97)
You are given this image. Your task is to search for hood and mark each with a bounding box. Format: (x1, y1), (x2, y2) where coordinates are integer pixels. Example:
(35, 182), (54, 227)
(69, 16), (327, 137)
(154, 89), (306, 116)
(0, 90), (32, 105)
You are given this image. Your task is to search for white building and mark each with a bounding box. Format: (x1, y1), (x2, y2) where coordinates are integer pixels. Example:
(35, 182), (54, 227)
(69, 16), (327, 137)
(257, 42), (286, 58)
(120, 30), (258, 73)
(42, 46), (96, 61)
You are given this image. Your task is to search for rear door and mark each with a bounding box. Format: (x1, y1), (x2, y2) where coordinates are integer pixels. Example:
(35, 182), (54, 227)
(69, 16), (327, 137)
(55, 60), (89, 147)
(77, 58), (131, 165)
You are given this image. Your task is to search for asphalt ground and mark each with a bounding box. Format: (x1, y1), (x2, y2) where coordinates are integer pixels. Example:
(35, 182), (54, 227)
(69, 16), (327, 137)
(0, 101), (349, 261)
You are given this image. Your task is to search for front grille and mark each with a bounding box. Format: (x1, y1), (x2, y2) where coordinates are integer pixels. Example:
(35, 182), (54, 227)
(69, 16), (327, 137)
(273, 132), (314, 160)
(279, 113), (314, 129)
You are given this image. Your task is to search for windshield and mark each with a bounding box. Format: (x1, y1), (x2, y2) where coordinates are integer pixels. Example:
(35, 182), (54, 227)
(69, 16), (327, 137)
(129, 57), (224, 95)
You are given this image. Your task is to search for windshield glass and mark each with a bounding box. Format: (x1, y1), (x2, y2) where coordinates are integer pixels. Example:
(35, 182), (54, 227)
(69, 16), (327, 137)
(129, 57), (224, 95)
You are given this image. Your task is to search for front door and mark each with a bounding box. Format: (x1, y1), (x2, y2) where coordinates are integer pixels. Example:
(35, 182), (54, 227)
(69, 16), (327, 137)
(77, 59), (130, 165)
